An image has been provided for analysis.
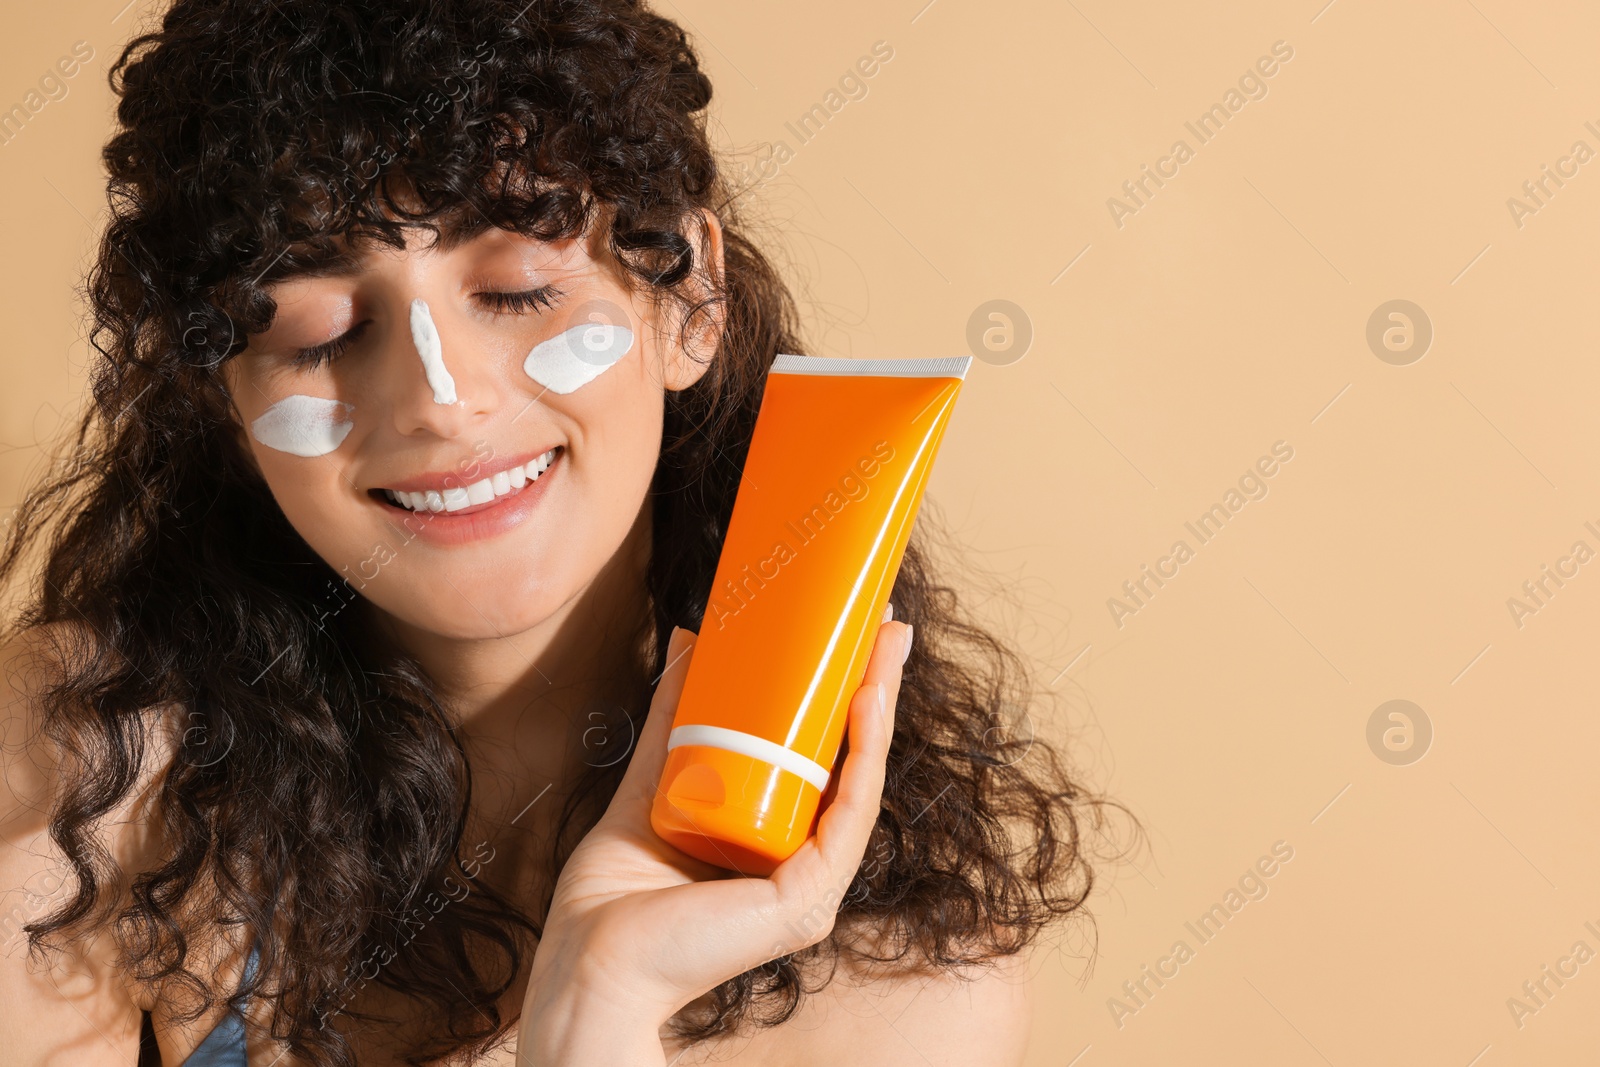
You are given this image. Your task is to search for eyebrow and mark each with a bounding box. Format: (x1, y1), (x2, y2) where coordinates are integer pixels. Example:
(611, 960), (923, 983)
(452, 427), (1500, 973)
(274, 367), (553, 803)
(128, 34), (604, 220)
(261, 212), (495, 284)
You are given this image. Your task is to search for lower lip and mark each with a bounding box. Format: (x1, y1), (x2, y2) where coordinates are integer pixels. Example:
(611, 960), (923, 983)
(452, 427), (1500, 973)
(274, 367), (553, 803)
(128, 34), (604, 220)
(371, 453), (561, 546)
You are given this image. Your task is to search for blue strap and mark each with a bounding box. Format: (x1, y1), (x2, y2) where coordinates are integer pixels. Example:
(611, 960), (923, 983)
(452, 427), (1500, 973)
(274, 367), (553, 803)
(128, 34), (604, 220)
(181, 944), (258, 1066)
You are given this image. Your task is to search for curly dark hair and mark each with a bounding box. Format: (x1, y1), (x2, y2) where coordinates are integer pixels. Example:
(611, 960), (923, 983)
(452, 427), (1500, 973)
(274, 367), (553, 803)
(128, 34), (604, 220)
(1, 0), (1129, 1063)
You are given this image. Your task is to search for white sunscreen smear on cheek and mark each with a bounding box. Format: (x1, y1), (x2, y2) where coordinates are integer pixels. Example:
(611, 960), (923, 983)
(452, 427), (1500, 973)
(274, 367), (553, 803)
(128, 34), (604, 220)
(409, 298), (458, 404)
(522, 323), (635, 394)
(249, 395), (356, 457)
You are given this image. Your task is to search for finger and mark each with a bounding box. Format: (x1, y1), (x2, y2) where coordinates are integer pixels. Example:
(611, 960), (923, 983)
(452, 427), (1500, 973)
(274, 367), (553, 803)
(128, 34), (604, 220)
(612, 625), (698, 816)
(813, 605), (899, 821)
(766, 616), (909, 914)
(631, 620), (910, 988)
(813, 626), (903, 870)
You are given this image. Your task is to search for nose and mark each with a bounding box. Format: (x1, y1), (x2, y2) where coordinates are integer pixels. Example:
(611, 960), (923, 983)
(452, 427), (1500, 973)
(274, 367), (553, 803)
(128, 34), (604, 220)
(385, 298), (498, 439)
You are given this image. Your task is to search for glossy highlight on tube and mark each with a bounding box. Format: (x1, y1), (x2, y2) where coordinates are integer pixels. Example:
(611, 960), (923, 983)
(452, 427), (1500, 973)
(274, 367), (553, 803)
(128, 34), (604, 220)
(650, 354), (973, 876)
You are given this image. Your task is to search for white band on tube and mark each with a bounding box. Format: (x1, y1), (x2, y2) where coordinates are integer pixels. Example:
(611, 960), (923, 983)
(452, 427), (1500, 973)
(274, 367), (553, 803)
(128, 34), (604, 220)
(667, 725), (832, 792)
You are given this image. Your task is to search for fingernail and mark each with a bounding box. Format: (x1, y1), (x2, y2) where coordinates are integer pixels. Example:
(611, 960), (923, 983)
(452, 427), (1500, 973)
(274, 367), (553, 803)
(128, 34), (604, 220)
(882, 602), (895, 624)
(669, 625), (694, 655)
(901, 625), (913, 665)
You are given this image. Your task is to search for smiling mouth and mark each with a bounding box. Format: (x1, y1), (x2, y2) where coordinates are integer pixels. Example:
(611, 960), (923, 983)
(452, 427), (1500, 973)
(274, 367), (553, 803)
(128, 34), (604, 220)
(374, 447), (562, 514)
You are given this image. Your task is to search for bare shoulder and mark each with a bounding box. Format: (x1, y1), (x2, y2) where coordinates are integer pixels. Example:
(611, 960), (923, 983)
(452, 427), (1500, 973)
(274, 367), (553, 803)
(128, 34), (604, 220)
(806, 948), (1032, 1067)
(0, 621), (181, 1063)
(668, 945), (1033, 1067)
(1, 621), (103, 833)
(1, 620), (177, 872)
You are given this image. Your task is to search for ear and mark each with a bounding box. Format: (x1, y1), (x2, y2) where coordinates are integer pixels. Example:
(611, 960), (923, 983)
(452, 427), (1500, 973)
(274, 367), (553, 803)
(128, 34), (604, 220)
(661, 206), (725, 393)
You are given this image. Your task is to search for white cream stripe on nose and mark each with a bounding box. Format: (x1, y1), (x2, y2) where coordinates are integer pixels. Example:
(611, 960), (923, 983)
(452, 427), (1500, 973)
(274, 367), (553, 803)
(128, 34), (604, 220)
(409, 298), (458, 405)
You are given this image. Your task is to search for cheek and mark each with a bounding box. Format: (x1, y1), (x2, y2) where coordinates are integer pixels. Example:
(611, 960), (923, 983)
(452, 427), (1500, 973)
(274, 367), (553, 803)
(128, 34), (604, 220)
(234, 387), (367, 565)
(562, 326), (665, 465)
(249, 394), (356, 457)
(253, 449), (358, 545)
(522, 323), (635, 394)
(552, 357), (664, 533)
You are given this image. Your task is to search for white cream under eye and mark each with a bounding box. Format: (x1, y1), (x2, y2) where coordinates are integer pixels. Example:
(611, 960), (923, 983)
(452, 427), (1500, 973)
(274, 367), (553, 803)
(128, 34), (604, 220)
(250, 395), (355, 457)
(522, 323), (635, 394)
(409, 298), (458, 405)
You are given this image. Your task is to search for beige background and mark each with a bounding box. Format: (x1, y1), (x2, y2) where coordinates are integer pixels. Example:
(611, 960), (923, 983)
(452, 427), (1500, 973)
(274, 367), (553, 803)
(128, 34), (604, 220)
(5, 1), (1598, 1063)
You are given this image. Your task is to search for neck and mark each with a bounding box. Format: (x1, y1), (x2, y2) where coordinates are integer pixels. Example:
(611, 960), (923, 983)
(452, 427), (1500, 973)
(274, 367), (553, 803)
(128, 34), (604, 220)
(362, 498), (657, 807)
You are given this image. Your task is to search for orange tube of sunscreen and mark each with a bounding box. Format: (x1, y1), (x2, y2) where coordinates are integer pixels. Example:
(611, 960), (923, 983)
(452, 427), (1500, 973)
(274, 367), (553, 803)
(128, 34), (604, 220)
(650, 353), (973, 876)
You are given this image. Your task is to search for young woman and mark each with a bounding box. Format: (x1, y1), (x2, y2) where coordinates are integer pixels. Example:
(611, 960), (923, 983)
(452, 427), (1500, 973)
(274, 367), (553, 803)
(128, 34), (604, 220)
(0, 1), (1118, 1063)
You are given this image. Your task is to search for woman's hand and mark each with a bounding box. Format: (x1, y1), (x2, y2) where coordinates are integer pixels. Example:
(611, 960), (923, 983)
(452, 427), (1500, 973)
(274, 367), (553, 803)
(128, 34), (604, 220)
(518, 610), (913, 1066)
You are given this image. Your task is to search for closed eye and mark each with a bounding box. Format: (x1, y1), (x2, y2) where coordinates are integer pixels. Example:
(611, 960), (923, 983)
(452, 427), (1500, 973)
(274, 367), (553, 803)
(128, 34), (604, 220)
(289, 286), (567, 369)
(478, 285), (567, 315)
(292, 321), (369, 370)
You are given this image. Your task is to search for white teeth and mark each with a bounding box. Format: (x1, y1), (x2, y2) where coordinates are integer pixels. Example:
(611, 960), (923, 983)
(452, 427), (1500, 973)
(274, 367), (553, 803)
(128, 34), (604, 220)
(465, 478), (495, 505)
(383, 449), (558, 514)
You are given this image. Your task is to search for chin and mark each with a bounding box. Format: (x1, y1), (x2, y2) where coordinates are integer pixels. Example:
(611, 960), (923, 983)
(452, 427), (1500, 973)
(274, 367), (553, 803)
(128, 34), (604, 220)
(368, 562), (577, 641)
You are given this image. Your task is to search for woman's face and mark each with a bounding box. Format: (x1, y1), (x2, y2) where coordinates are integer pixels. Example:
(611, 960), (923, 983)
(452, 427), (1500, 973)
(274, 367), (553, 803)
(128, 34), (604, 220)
(221, 212), (719, 642)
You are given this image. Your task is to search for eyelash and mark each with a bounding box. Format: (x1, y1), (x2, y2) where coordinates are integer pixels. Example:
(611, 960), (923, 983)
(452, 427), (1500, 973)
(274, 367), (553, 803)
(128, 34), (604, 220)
(479, 285), (566, 315)
(293, 322), (367, 369)
(290, 285), (568, 369)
